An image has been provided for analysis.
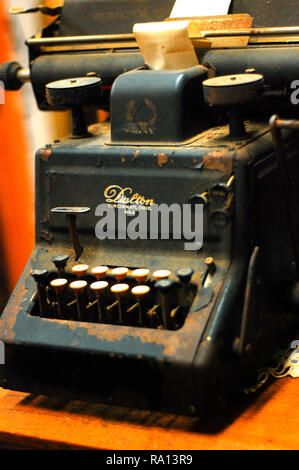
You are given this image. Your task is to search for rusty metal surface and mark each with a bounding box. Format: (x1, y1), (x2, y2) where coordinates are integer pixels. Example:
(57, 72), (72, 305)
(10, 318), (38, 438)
(3, 0), (299, 421)
(1, 120), (299, 415)
(4, 4), (299, 411)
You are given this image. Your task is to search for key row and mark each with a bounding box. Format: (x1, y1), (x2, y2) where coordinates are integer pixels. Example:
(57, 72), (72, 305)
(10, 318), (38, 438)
(30, 269), (195, 330)
(50, 255), (195, 284)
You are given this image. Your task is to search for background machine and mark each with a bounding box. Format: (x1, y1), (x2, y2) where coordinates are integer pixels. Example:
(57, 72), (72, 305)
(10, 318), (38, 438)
(1, 0), (299, 418)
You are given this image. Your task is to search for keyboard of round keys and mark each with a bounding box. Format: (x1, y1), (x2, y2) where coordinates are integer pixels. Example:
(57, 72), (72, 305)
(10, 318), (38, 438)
(30, 263), (197, 330)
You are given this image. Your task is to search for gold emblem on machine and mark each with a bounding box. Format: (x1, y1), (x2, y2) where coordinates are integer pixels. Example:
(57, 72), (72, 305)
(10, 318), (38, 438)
(104, 185), (155, 213)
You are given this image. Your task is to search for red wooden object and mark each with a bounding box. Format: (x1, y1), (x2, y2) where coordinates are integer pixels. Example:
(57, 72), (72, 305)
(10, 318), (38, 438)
(0, 5), (34, 295)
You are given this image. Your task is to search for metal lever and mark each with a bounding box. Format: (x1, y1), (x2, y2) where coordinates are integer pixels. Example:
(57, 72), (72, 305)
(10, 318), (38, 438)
(51, 207), (90, 260)
(9, 5), (62, 16)
(234, 246), (260, 359)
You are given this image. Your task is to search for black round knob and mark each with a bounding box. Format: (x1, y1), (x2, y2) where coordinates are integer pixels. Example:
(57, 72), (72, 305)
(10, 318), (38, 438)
(0, 61), (23, 90)
(46, 77), (102, 108)
(31, 269), (49, 284)
(210, 183), (230, 202)
(202, 74), (264, 138)
(46, 77), (102, 138)
(190, 193), (208, 209)
(210, 209), (230, 229)
(51, 255), (69, 269)
(155, 279), (174, 293)
(175, 268), (194, 284)
(202, 74), (264, 106)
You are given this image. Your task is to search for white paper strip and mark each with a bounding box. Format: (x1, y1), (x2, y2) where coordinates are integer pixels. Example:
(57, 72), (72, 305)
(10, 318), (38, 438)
(133, 21), (199, 70)
(170, 0), (232, 18)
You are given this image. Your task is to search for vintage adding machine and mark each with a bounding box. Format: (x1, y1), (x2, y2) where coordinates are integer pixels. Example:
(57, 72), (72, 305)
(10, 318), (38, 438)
(1, 0), (299, 418)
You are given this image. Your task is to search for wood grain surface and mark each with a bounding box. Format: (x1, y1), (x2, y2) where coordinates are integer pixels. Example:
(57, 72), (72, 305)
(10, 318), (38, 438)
(0, 375), (297, 450)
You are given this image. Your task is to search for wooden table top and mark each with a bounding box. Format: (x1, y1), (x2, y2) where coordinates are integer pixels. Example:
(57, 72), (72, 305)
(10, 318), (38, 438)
(0, 375), (298, 450)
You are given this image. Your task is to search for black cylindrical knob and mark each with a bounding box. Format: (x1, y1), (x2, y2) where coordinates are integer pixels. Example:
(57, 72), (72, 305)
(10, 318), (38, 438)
(155, 279), (175, 329)
(202, 74), (264, 106)
(46, 77), (102, 108)
(189, 193), (209, 209)
(31, 269), (49, 284)
(202, 74), (264, 139)
(46, 77), (102, 138)
(31, 269), (50, 317)
(155, 279), (174, 292)
(210, 183), (230, 202)
(0, 61), (23, 90)
(175, 268), (194, 284)
(52, 255), (69, 276)
(210, 209), (230, 229)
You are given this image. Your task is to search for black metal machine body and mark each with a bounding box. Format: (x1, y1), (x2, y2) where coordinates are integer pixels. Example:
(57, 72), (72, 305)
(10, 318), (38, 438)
(1, 0), (299, 418)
